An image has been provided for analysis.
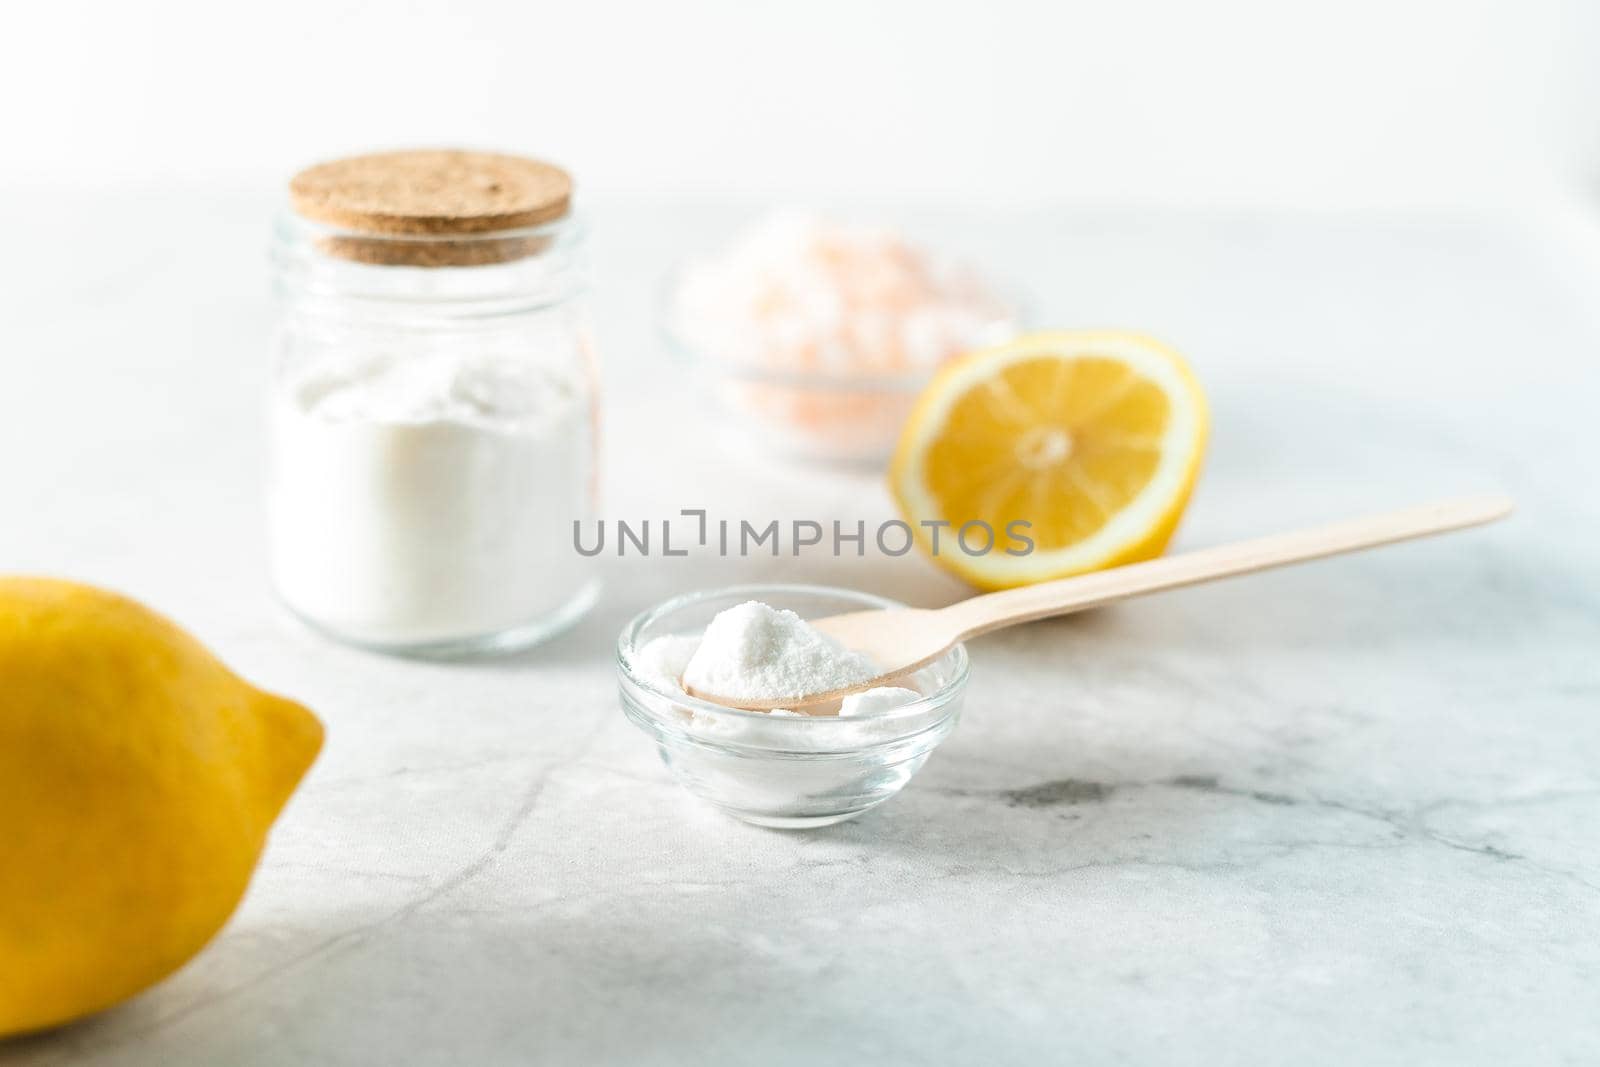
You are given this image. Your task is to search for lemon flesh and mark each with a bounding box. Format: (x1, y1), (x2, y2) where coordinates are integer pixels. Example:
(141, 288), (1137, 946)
(890, 331), (1209, 589)
(0, 578), (323, 1036)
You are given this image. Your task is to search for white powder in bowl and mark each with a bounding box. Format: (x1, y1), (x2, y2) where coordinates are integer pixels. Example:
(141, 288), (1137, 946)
(633, 600), (919, 717)
(631, 634), (703, 692)
(838, 687), (922, 716)
(681, 600), (879, 702)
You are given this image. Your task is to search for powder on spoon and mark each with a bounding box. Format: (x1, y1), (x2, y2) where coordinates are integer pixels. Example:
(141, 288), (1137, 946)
(680, 600), (880, 702)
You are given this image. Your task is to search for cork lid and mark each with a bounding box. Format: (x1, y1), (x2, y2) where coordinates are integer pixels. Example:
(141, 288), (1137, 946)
(288, 149), (573, 266)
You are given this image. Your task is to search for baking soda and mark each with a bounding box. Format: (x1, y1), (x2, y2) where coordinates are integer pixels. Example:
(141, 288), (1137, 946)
(682, 601), (878, 701)
(268, 353), (591, 646)
(838, 686), (921, 716)
(638, 601), (918, 716)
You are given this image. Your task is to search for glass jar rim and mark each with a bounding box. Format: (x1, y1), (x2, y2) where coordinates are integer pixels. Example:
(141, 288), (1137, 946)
(272, 207), (589, 316)
(275, 207), (586, 266)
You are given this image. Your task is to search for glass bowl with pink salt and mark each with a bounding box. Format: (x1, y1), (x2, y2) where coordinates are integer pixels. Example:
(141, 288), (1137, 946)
(616, 584), (969, 828)
(663, 213), (1018, 463)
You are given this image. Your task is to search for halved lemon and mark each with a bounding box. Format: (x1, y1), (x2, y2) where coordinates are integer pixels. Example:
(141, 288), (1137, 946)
(889, 330), (1208, 589)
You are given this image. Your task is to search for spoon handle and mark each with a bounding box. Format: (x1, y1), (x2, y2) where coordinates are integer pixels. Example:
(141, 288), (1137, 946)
(946, 494), (1513, 640)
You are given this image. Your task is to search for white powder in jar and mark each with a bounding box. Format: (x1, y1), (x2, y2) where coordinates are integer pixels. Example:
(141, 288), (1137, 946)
(267, 352), (592, 647)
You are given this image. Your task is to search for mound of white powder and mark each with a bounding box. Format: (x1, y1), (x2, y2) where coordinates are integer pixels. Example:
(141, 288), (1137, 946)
(633, 600), (921, 717)
(682, 601), (878, 701)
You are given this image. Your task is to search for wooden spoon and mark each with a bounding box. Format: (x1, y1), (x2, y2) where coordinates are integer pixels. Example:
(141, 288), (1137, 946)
(689, 495), (1512, 711)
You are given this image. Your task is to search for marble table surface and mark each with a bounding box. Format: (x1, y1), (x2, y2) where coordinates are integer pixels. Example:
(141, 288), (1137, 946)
(1, 193), (1597, 1065)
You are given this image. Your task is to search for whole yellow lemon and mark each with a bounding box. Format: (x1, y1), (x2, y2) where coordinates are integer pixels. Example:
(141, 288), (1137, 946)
(0, 577), (323, 1036)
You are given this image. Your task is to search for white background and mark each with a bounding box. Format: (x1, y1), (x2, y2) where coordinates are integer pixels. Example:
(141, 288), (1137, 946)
(7, 0), (1598, 209)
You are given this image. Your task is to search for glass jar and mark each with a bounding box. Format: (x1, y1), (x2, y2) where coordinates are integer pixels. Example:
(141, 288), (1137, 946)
(266, 151), (600, 657)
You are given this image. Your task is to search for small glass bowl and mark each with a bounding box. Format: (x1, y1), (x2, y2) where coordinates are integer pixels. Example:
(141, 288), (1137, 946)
(660, 274), (1019, 465)
(617, 584), (969, 828)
